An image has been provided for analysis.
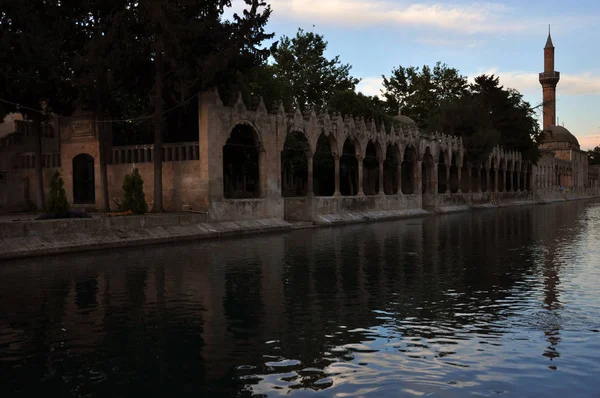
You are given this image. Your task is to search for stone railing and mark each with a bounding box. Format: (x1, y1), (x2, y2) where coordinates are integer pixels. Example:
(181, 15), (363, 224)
(111, 142), (199, 165)
(15, 120), (55, 138)
(15, 152), (61, 169)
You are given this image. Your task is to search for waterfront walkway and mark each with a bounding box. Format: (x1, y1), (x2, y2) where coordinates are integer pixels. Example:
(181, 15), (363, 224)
(0, 195), (596, 261)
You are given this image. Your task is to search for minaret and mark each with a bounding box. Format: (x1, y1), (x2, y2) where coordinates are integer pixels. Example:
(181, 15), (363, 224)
(539, 25), (560, 129)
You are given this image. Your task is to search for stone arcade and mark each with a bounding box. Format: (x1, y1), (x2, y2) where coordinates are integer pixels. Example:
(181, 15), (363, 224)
(1, 31), (599, 220)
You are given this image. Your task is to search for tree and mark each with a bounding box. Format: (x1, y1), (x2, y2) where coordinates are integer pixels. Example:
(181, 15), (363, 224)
(428, 74), (542, 163)
(1, 1), (81, 210)
(271, 28), (360, 112)
(588, 146), (600, 165)
(101, 0), (273, 212)
(46, 171), (70, 217)
(381, 62), (468, 129)
(119, 168), (148, 214)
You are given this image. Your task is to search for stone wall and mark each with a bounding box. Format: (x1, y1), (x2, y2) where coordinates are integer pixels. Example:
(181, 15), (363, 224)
(107, 161), (202, 212)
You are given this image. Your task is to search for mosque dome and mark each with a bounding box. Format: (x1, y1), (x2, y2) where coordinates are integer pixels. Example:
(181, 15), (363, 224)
(543, 125), (580, 148)
(393, 110), (416, 125)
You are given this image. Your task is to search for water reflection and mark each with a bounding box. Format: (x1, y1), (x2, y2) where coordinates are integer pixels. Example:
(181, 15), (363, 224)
(1, 200), (600, 396)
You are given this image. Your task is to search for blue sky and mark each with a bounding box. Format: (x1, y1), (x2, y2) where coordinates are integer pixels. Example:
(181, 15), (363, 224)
(230, 0), (600, 149)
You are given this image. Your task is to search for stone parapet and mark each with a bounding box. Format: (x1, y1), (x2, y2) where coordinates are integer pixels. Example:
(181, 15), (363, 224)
(0, 216), (292, 260)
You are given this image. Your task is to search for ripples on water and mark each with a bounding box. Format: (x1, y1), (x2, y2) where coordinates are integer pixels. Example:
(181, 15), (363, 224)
(1, 201), (600, 397)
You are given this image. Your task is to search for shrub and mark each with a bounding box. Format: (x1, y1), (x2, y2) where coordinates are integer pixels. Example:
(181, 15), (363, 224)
(118, 168), (148, 214)
(46, 171), (70, 217)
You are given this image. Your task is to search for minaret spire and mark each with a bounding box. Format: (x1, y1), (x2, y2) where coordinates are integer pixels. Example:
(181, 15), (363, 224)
(540, 27), (559, 128)
(545, 25), (554, 49)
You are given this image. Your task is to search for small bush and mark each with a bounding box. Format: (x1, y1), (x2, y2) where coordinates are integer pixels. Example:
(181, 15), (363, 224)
(118, 168), (148, 214)
(46, 171), (70, 217)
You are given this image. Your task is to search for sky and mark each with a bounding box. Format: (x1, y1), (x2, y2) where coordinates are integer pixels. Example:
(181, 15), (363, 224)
(230, 0), (600, 150)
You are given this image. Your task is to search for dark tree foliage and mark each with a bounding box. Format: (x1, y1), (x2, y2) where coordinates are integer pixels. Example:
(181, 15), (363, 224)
(381, 62), (468, 130)
(327, 90), (395, 131)
(588, 147), (600, 165)
(271, 28), (359, 112)
(46, 171), (70, 217)
(1, 0), (83, 209)
(118, 168), (148, 215)
(428, 74), (542, 163)
(383, 62), (542, 163)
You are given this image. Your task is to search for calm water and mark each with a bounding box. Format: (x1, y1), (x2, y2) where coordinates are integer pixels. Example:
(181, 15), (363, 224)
(1, 201), (600, 397)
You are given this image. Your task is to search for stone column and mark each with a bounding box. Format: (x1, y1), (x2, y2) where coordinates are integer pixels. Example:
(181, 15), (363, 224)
(333, 155), (340, 196)
(516, 171), (521, 192)
(307, 154), (314, 196)
(446, 167), (450, 191)
(457, 166), (463, 193)
(378, 158), (384, 195)
(357, 156), (365, 196)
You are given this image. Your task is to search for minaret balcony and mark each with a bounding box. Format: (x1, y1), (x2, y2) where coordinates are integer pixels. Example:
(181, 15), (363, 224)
(539, 71), (560, 85)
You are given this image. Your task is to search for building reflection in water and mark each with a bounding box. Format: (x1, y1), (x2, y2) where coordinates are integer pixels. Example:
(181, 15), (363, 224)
(0, 200), (592, 396)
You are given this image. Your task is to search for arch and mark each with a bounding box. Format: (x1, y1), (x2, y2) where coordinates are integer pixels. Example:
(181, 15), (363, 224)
(505, 160), (513, 192)
(363, 140), (382, 195)
(384, 144), (401, 195)
(340, 137), (359, 196)
(498, 159), (506, 192)
(72, 153), (95, 204)
(449, 152), (459, 193)
(223, 123), (261, 199)
(471, 164), (480, 192)
(314, 134), (336, 196)
(481, 164), (488, 192)
(401, 146), (417, 194)
(460, 155), (470, 192)
(281, 130), (311, 197)
(437, 150), (447, 194)
(422, 147), (435, 195)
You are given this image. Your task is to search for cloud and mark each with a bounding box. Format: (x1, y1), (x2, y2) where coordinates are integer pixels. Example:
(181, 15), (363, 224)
(474, 69), (600, 96)
(415, 37), (486, 48)
(356, 77), (384, 97)
(261, 0), (532, 34)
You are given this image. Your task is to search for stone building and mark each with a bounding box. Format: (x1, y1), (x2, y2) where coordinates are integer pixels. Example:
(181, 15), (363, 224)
(0, 31), (598, 219)
(533, 28), (598, 195)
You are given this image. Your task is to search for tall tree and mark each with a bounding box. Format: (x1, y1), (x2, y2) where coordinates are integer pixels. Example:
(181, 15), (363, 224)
(104, 0), (273, 212)
(429, 74), (542, 163)
(1, 0), (81, 210)
(271, 28), (359, 112)
(381, 62), (468, 129)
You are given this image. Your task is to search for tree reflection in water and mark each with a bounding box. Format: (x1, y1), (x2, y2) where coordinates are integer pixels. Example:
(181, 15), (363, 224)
(0, 200), (599, 396)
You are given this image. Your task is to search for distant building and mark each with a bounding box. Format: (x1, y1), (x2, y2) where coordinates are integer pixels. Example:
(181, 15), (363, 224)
(535, 28), (599, 191)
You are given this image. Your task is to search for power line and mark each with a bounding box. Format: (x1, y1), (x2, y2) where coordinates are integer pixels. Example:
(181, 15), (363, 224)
(0, 93), (199, 123)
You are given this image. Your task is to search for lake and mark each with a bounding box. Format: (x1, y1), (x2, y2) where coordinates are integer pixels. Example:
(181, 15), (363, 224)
(1, 200), (600, 397)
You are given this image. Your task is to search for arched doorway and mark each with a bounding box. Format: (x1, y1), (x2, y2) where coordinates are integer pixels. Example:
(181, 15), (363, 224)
(438, 151), (447, 193)
(384, 144), (400, 194)
(73, 153), (95, 204)
(223, 123), (261, 199)
(340, 138), (360, 196)
(422, 147), (434, 194)
(281, 131), (310, 197)
(449, 153), (459, 193)
(363, 140), (381, 195)
(460, 156), (470, 192)
(402, 146), (416, 194)
(314, 134), (335, 196)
